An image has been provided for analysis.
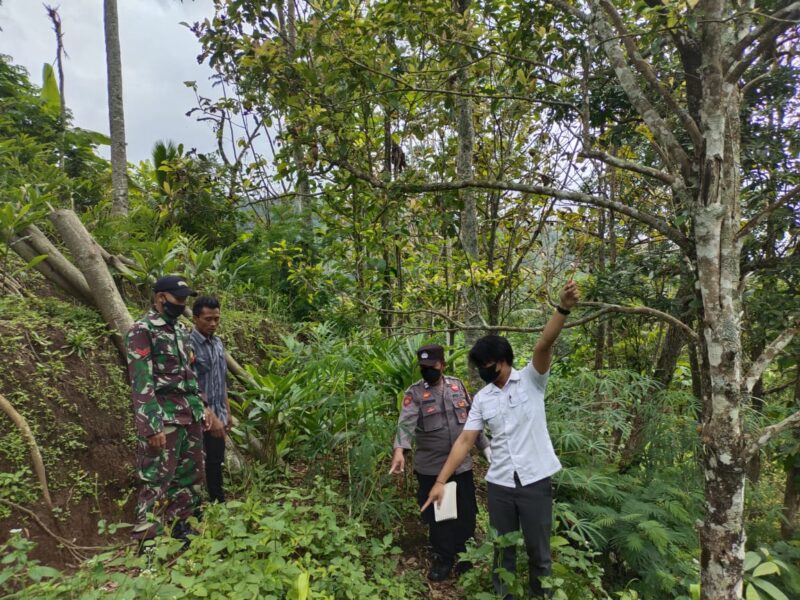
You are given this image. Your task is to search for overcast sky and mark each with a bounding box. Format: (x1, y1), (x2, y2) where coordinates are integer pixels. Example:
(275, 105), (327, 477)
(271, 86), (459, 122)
(0, 0), (219, 162)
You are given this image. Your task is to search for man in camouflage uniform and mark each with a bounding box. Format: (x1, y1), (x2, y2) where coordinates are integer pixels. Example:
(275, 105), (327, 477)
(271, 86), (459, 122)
(390, 344), (492, 581)
(126, 275), (214, 545)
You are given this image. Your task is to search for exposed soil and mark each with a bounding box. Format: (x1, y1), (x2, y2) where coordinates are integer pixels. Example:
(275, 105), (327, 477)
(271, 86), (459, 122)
(0, 317), (137, 569)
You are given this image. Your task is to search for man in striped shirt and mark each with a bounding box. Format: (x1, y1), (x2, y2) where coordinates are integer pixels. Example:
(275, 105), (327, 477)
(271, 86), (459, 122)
(190, 296), (229, 503)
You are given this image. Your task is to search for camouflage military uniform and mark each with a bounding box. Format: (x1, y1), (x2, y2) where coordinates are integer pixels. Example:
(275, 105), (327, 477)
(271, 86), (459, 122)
(126, 309), (206, 540)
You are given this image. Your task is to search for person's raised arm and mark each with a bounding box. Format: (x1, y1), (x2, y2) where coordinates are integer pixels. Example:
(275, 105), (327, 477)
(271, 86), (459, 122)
(420, 429), (480, 511)
(532, 280), (580, 374)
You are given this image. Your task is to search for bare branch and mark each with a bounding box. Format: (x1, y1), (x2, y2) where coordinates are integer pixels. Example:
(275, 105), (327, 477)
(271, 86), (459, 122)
(745, 326), (799, 392)
(579, 149), (677, 184)
(327, 158), (692, 252)
(747, 410), (800, 459)
(737, 183), (800, 239)
(597, 0), (703, 148)
(726, 2), (800, 68)
(726, 3), (800, 83)
(587, 1), (691, 176)
(580, 300), (699, 340)
(547, 0), (591, 23)
(762, 377), (799, 396)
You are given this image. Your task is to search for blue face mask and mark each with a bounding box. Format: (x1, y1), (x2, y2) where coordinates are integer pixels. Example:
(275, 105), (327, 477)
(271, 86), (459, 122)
(478, 364), (500, 384)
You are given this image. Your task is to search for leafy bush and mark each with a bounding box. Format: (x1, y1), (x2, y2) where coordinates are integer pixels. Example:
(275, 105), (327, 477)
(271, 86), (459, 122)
(1, 481), (424, 599)
(237, 323), (425, 526)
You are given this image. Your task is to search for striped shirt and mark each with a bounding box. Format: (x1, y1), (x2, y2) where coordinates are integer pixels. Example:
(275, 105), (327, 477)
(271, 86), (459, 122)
(189, 329), (229, 425)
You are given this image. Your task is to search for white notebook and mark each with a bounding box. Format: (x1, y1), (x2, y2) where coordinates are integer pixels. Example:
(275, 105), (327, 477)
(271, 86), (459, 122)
(434, 481), (458, 522)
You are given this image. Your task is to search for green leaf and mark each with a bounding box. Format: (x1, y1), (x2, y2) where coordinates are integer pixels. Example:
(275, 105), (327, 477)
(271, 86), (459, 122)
(746, 584), (762, 600)
(753, 561), (780, 577)
(744, 551), (763, 571)
(751, 579), (789, 600)
(74, 127), (111, 146)
(41, 63), (61, 112)
(295, 571), (310, 600)
(25, 254), (48, 270)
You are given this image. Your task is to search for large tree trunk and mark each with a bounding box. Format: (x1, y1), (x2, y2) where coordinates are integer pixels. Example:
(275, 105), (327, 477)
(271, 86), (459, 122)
(104, 0), (129, 217)
(453, 0), (485, 387)
(695, 37), (746, 598)
(50, 209), (133, 349)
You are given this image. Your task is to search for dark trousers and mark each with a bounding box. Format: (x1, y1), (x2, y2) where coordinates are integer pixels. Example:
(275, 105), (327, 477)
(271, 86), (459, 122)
(416, 470), (477, 564)
(488, 475), (553, 599)
(203, 432), (226, 503)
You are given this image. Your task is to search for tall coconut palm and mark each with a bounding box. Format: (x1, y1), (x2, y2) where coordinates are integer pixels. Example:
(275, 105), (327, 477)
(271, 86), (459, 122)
(104, 0), (128, 217)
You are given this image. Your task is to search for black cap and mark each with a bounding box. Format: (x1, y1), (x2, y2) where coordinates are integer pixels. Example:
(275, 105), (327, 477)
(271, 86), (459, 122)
(417, 344), (445, 366)
(153, 275), (197, 298)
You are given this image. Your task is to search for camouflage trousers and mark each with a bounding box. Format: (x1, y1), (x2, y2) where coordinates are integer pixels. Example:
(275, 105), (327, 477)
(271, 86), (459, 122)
(132, 421), (204, 540)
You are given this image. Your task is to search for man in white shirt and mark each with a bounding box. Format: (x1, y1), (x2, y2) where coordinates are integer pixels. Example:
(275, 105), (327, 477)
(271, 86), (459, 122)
(422, 280), (580, 599)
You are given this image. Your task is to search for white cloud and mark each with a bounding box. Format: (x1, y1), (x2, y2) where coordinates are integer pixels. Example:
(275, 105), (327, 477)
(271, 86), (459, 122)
(0, 0), (218, 162)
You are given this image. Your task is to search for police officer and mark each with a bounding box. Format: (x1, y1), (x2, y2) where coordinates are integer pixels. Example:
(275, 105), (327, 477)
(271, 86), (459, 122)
(126, 275), (214, 547)
(390, 344), (492, 581)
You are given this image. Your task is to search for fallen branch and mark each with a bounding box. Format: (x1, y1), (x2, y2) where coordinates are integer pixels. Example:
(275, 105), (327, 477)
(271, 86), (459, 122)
(7, 226), (93, 305)
(0, 393), (53, 508)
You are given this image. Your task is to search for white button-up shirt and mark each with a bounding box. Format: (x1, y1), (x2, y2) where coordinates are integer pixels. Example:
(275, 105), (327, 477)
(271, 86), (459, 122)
(464, 363), (561, 487)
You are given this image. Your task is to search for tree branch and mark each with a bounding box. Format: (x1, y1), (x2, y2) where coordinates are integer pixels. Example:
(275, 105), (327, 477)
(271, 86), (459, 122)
(587, 0), (691, 176)
(747, 410), (800, 459)
(737, 182), (800, 239)
(726, 4), (800, 84)
(597, 0), (703, 149)
(726, 2), (800, 68)
(327, 157), (692, 252)
(579, 149), (677, 184)
(745, 326), (799, 393)
(580, 300), (699, 340)
(0, 393), (52, 509)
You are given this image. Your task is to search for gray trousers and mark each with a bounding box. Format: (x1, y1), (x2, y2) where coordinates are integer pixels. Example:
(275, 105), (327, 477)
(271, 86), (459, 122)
(487, 475), (552, 599)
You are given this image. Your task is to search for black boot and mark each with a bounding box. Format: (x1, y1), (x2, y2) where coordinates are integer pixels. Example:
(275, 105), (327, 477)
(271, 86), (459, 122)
(427, 556), (453, 581)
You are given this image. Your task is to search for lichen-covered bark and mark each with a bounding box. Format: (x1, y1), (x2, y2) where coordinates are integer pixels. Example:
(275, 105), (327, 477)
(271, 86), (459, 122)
(695, 5), (747, 592)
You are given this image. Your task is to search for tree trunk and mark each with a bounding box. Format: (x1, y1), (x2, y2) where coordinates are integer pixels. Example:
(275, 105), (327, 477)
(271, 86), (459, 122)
(695, 49), (747, 599)
(282, 0), (311, 222)
(453, 0), (485, 387)
(7, 225), (94, 305)
(50, 209), (133, 350)
(104, 0), (129, 217)
(781, 371), (800, 539)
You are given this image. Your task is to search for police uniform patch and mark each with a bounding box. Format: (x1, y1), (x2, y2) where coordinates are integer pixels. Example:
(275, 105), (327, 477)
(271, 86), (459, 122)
(451, 384), (459, 391)
(426, 406), (437, 414)
(422, 391), (432, 399)
(403, 395), (412, 407)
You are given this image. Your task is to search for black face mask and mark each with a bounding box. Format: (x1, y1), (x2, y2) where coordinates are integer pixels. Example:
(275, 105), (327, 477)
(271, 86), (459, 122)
(420, 366), (442, 385)
(478, 364), (500, 384)
(162, 299), (186, 320)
